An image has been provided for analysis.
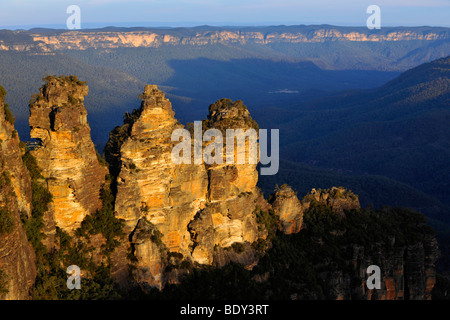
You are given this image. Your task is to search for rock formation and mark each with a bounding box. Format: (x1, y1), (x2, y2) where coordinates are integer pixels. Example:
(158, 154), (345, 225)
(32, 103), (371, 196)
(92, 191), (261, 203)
(198, 98), (266, 264)
(303, 187), (361, 216)
(0, 85), (36, 300)
(311, 220), (440, 300)
(0, 78), (441, 300)
(271, 185), (360, 234)
(271, 185), (304, 234)
(266, 185), (440, 300)
(28, 76), (107, 234)
(105, 88), (268, 289)
(105, 85), (209, 288)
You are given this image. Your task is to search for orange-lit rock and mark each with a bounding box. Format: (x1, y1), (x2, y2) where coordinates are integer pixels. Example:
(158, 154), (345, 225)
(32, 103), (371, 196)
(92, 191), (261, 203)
(25, 29), (447, 52)
(0, 85), (36, 300)
(271, 185), (303, 234)
(29, 76), (107, 234)
(105, 89), (268, 289)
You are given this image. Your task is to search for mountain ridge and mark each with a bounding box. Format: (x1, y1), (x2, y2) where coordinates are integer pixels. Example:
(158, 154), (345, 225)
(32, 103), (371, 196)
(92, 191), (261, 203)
(252, 57), (450, 270)
(1, 25), (449, 53)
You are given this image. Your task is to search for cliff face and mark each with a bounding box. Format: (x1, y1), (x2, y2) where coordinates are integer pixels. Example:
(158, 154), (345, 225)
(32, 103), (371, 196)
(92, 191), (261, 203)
(29, 76), (107, 234)
(0, 27), (448, 52)
(199, 98), (267, 264)
(105, 87), (267, 289)
(313, 234), (439, 300)
(105, 85), (209, 288)
(266, 187), (439, 300)
(271, 186), (360, 234)
(25, 29), (449, 51)
(0, 86), (36, 300)
(271, 185), (304, 234)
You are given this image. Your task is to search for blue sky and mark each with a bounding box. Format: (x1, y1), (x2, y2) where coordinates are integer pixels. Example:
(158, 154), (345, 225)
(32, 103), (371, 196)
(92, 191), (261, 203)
(0, 0), (449, 29)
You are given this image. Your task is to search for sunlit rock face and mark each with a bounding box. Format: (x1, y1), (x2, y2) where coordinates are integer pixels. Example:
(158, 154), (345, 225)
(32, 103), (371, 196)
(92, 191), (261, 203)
(0, 85), (36, 300)
(105, 85), (209, 288)
(26, 29), (449, 52)
(270, 185), (304, 234)
(105, 88), (268, 289)
(29, 76), (106, 234)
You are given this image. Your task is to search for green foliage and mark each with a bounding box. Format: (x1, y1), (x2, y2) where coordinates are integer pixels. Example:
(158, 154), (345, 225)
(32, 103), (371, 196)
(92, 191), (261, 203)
(231, 242), (245, 254)
(42, 74), (87, 87)
(76, 184), (124, 256)
(0, 207), (14, 235)
(165, 252), (192, 272)
(168, 251), (184, 260)
(0, 84), (6, 100)
(21, 152), (123, 299)
(250, 204), (435, 298)
(251, 238), (267, 254)
(123, 107), (143, 126)
(257, 57), (450, 212)
(31, 260), (121, 300)
(144, 263), (261, 300)
(141, 204), (436, 300)
(432, 273), (450, 300)
(67, 95), (77, 105)
(0, 170), (14, 235)
(0, 269), (8, 296)
(103, 123), (132, 178)
(149, 224), (164, 248)
(3, 103), (15, 125)
(21, 152), (52, 261)
(128, 162), (136, 170)
(95, 149), (107, 167)
(179, 260), (193, 270)
(30, 219), (122, 300)
(258, 159), (450, 227)
(55, 228), (96, 272)
(204, 98), (259, 132)
(254, 207), (280, 241)
(22, 151), (44, 180)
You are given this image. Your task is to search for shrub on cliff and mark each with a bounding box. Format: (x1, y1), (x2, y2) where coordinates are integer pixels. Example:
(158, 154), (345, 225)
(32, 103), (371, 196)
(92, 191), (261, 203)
(3, 103), (15, 125)
(255, 207), (280, 240)
(0, 269), (8, 297)
(143, 203), (436, 300)
(0, 207), (14, 235)
(0, 85), (14, 125)
(0, 171), (15, 235)
(76, 183), (124, 255)
(0, 85), (6, 100)
(21, 152), (52, 256)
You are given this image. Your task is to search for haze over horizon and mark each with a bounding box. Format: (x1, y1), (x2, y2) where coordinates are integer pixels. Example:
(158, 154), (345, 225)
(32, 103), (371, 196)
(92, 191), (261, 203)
(0, 0), (449, 29)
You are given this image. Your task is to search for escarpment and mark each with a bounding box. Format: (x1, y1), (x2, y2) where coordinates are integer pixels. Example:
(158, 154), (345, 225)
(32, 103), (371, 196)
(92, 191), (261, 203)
(28, 76), (107, 234)
(0, 85), (36, 300)
(22, 28), (450, 52)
